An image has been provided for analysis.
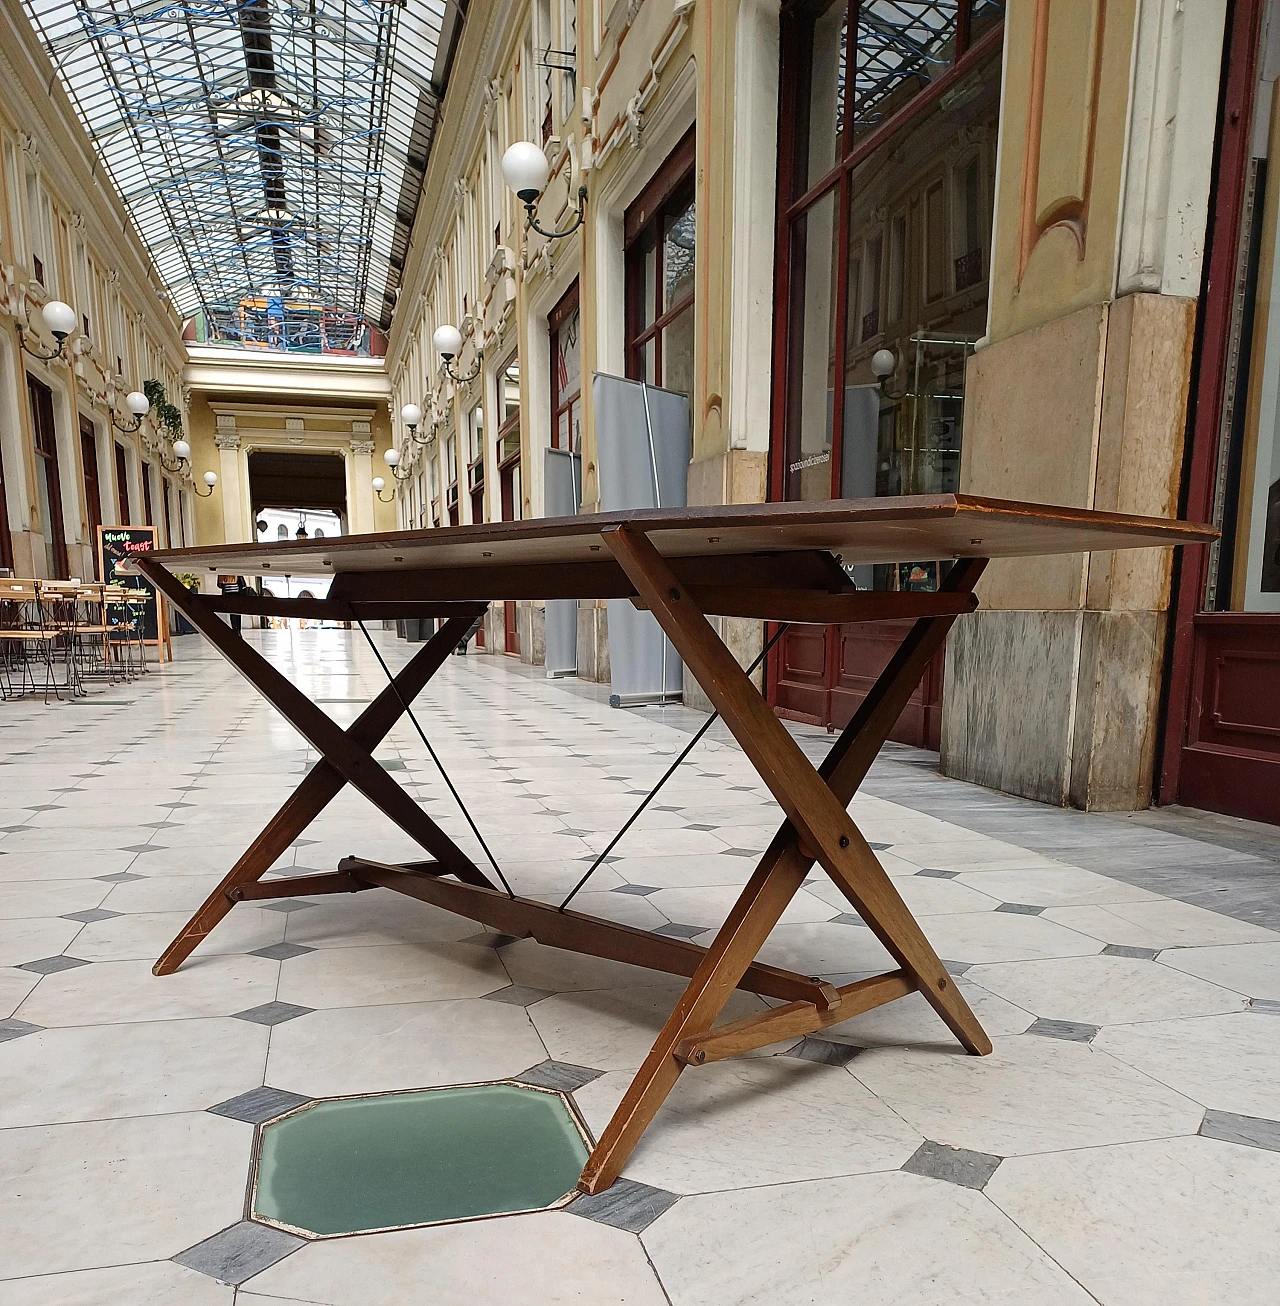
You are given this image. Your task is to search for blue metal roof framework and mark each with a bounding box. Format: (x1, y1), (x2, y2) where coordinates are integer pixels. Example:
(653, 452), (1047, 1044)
(852, 1), (1003, 134)
(21, 0), (463, 343)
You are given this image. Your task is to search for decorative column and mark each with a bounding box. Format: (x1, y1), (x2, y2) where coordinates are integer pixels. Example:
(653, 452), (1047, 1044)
(214, 416), (250, 542)
(349, 422), (376, 535)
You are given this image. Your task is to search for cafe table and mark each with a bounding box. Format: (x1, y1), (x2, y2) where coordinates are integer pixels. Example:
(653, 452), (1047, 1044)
(127, 493), (1215, 1193)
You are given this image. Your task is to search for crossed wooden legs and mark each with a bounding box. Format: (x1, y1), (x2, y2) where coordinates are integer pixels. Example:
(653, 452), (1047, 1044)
(576, 531), (990, 1192)
(139, 558), (494, 976)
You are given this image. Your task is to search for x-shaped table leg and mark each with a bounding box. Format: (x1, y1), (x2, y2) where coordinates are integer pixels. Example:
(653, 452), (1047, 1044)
(578, 530), (990, 1192)
(139, 559), (493, 975)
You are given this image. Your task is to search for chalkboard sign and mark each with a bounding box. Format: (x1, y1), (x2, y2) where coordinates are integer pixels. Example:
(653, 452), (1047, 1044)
(98, 525), (160, 643)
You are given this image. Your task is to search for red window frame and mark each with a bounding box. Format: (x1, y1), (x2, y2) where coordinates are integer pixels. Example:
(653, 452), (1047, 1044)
(549, 279), (581, 452)
(624, 128), (696, 388)
(769, 1), (1005, 504)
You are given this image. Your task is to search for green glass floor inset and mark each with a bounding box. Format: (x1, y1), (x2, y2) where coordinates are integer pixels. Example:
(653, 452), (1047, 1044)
(253, 1084), (589, 1236)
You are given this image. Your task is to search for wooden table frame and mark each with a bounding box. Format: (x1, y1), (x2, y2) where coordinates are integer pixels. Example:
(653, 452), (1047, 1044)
(133, 496), (1214, 1194)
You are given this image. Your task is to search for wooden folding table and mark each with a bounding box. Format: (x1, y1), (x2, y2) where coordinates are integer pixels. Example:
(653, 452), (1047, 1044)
(130, 494), (1214, 1193)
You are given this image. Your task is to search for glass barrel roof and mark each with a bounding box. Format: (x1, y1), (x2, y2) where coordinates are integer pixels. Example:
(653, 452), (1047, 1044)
(21, 0), (458, 345)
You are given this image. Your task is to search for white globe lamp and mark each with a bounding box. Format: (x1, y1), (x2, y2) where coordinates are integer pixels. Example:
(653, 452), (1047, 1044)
(433, 324), (463, 360)
(502, 141), (551, 204)
(125, 390), (151, 416)
(41, 300), (78, 340)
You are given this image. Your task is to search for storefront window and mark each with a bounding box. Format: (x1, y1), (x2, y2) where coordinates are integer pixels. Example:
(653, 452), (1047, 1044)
(550, 281), (581, 452)
(625, 129), (695, 401)
(27, 375), (68, 578)
(498, 352), (521, 522)
(1210, 116), (1280, 612)
(776, 2), (1002, 586)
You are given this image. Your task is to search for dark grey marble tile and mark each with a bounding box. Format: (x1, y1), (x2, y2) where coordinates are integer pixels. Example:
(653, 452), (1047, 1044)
(612, 883), (661, 896)
(514, 1060), (604, 1092)
(60, 907), (124, 923)
(785, 1036), (861, 1067)
(1026, 1017), (1099, 1044)
(1102, 943), (1159, 960)
(570, 1177), (679, 1233)
(231, 1001), (313, 1026)
(207, 1086), (311, 1124)
(995, 902), (1045, 915)
(653, 922), (705, 940)
(257, 899), (316, 914)
(1200, 1109), (1280, 1152)
(829, 912), (867, 927)
(917, 868), (959, 879)
(18, 955), (90, 975)
(0, 1018), (43, 1043)
(173, 1220), (304, 1284)
(902, 1140), (1002, 1190)
(249, 942), (316, 961)
(482, 984), (554, 1007)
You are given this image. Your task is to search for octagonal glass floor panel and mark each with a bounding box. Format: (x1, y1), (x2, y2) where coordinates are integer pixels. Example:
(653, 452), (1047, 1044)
(253, 1083), (589, 1236)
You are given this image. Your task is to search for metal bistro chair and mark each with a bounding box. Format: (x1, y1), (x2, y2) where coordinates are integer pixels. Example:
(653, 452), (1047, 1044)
(107, 586), (148, 678)
(38, 580), (89, 698)
(0, 580), (63, 703)
(71, 581), (119, 688)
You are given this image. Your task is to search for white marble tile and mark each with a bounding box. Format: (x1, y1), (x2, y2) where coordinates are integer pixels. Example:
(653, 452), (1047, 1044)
(276, 940), (508, 1008)
(953, 864), (1159, 906)
(0, 917), (81, 967)
(265, 998), (547, 1097)
(1094, 1010), (1280, 1119)
(501, 937), (674, 992)
(0, 1260), (234, 1305)
(0, 1112), (252, 1278)
(967, 953), (1247, 1026)
(597, 853), (752, 889)
(15, 953), (280, 1026)
(529, 983), (766, 1073)
(642, 1170), (1096, 1306)
(0, 1016), (268, 1126)
(649, 883), (837, 929)
(0, 849), (141, 883)
(809, 873), (1001, 916)
(987, 1136), (1280, 1306)
(72, 907), (287, 961)
(0, 964), (40, 1017)
(576, 1058), (921, 1192)
(913, 911), (1102, 965)
(754, 921), (896, 977)
(280, 889), (482, 949)
(853, 1034), (1204, 1155)
(0, 879), (110, 919)
(243, 1210), (669, 1305)
(1043, 899), (1276, 949)
(1158, 940), (1280, 1000)
(816, 978), (1035, 1048)
(533, 889), (672, 931)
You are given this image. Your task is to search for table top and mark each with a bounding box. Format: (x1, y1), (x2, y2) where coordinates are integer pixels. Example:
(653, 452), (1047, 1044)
(137, 494), (1216, 577)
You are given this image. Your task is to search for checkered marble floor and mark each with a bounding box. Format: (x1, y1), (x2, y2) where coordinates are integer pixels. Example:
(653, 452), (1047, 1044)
(2, 627), (1279, 1305)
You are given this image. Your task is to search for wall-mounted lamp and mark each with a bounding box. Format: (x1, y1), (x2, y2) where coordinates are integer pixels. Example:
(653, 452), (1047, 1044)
(433, 324), (481, 384)
(401, 401), (441, 447)
(502, 141), (587, 240)
(383, 446), (412, 482)
(18, 299), (78, 362)
(161, 437), (218, 496)
(372, 475), (394, 503)
(871, 348), (907, 401)
(111, 390), (151, 433)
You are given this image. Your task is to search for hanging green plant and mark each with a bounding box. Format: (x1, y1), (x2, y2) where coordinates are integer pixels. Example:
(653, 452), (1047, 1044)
(143, 379), (185, 439)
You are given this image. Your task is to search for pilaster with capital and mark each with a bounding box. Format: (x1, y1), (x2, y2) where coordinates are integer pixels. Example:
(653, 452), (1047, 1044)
(348, 421), (376, 534)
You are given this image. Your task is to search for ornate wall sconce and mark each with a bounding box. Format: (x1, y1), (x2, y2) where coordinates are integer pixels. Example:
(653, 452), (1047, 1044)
(502, 141), (587, 240)
(18, 299), (77, 361)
